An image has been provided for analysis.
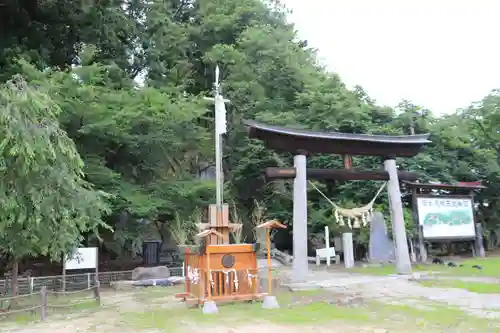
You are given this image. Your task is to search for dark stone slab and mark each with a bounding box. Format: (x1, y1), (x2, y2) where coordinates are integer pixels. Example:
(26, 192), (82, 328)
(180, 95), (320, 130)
(369, 212), (396, 263)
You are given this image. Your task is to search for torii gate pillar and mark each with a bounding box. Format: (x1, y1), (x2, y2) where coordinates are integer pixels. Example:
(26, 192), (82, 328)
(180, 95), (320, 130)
(292, 152), (308, 282)
(384, 158), (412, 274)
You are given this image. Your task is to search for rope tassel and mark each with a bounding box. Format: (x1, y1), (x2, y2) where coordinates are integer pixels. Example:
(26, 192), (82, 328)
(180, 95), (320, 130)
(310, 181), (387, 229)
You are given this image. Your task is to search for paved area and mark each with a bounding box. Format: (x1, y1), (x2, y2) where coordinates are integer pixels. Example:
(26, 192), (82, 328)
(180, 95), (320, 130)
(284, 268), (500, 318)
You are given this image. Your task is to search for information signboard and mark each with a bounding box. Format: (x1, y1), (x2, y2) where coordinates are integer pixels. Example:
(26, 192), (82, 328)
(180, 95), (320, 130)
(416, 197), (475, 239)
(64, 247), (98, 270)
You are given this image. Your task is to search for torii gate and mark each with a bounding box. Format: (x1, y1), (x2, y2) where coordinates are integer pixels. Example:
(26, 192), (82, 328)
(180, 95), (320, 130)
(244, 120), (430, 282)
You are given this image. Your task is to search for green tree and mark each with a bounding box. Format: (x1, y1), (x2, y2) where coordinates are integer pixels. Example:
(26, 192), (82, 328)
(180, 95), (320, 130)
(5, 0), (500, 259)
(0, 76), (110, 296)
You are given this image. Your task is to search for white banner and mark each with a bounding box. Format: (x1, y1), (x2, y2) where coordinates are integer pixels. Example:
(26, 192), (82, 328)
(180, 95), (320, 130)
(417, 197), (475, 239)
(215, 94), (227, 135)
(64, 247), (98, 270)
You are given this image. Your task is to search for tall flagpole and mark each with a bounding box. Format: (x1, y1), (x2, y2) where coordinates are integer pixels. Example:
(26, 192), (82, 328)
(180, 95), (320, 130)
(205, 66), (229, 226)
(214, 67), (223, 217)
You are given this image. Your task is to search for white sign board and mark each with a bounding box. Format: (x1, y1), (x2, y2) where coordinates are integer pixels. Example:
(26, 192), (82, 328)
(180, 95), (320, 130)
(417, 197), (475, 239)
(64, 247), (98, 270)
(316, 247), (336, 259)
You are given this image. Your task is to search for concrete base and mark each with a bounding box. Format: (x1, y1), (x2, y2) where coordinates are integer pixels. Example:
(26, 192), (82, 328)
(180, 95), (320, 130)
(202, 300), (218, 314)
(262, 295), (280, 309)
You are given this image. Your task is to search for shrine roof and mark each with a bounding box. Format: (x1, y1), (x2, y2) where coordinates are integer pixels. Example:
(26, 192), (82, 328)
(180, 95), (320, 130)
(244, 120), (431, 157)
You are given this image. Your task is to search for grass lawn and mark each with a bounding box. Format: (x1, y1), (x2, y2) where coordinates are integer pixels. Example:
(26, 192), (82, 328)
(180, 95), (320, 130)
(3, 286), (499, 332)
(0, 288), (100, 325)
(120, 289), (500, 332)
(348, 256), (500, 277)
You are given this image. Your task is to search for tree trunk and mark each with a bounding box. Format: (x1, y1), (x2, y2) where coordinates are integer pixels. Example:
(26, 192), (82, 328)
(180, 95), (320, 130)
(10, 259), (19, 308)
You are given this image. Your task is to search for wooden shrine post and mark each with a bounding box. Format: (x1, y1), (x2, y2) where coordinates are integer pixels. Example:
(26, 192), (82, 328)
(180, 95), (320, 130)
(256, 219), (287, 309)
(208, 204), (229, 244)
(195, 228), (223, 313)
(256, 220), (287, 296)
(206, 204), (243, 245)
(411, 186), (427, 262)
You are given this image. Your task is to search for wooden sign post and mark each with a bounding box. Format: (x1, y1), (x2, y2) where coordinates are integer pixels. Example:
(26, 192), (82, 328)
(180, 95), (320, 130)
(256, 219), (287, 309)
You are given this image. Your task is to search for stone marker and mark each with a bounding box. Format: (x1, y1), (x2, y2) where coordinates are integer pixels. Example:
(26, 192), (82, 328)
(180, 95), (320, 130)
(369, 212), (396, 263)
(131, 266), (171, 280)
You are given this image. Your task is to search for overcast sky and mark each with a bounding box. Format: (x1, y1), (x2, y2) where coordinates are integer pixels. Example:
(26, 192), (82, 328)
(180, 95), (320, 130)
(282, 0), (500, 114)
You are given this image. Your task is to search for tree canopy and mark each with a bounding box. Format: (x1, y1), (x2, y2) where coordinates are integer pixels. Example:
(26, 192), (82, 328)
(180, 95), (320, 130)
(2, 0), (500, 265)
(0, 75), (110, 259)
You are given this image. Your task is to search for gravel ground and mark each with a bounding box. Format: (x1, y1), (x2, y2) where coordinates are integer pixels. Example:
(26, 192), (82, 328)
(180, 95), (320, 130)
(284, 269), (500, 318)
(5, 267), (500, 332)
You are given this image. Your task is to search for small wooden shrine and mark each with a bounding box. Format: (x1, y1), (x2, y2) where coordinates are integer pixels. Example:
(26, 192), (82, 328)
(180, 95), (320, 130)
(175, 204), (263, 306)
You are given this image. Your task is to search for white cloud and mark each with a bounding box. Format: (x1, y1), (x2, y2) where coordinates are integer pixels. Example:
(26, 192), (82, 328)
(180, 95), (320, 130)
(282, 0), (500, 114)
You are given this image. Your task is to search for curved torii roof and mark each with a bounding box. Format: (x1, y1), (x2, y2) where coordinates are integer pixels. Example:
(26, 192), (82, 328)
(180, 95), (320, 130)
(244, 120), (431, 157)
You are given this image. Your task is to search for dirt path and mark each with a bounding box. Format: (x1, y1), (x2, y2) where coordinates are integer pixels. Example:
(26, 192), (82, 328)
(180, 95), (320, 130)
(202, 323), (396, 333)
(1, 289), (382, 333)
(4, 268), (500, 332)
(1, 289), (182, 333)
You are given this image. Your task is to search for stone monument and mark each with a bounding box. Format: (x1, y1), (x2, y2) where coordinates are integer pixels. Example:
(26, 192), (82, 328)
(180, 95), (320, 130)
(369, 212), (396, 263)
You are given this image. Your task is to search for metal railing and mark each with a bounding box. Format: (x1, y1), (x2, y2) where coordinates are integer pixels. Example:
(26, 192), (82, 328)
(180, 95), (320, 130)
(0, 265), (288, 323)
(0, 283), (101, 321)
(0, 266), (185, 295)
